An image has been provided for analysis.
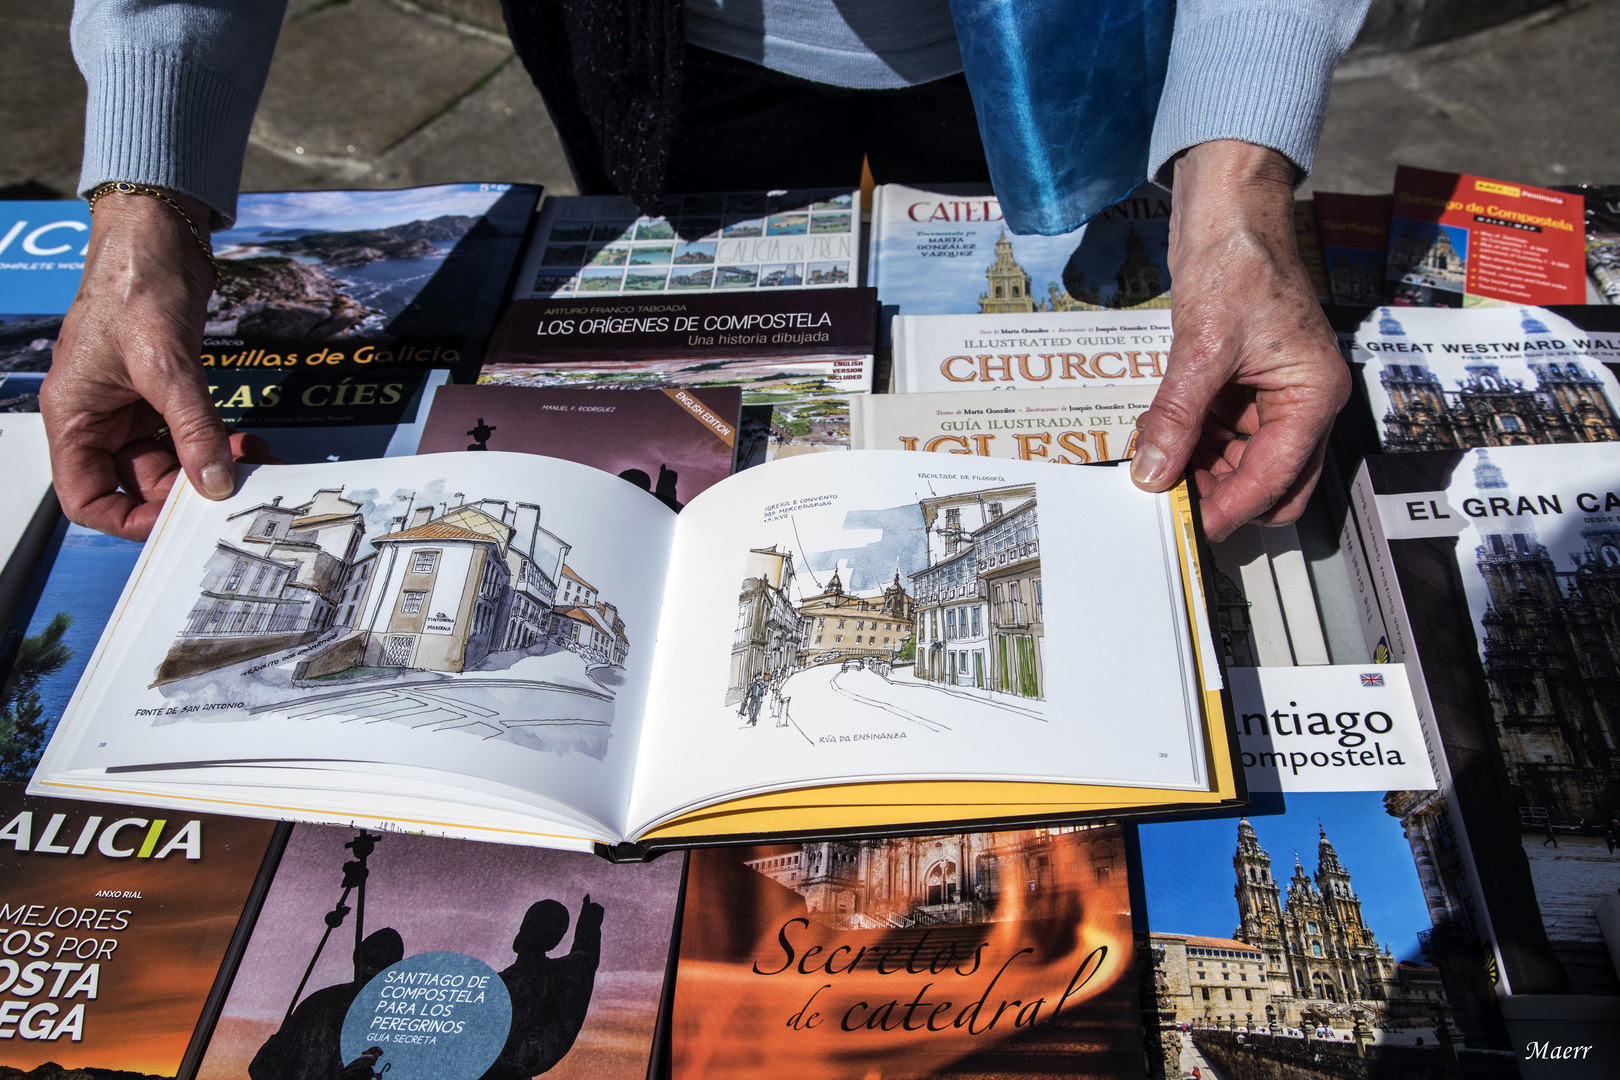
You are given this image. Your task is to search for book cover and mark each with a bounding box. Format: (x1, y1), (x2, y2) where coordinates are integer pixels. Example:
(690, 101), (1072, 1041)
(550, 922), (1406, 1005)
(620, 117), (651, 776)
(0, 783), (282, 1080)
(1350, 305), (1620, 453)
(672, 825), (1143, 1080)
(851, 385), (1152, 464)
(1313, 193), (1391, 306)
(418, 385), (742, 507)
(0, 414), (56, 639)
(1348, 442), (1620, 997)
(870, 183), (1172, 326)
(0, 203), (92, 398)
(891, 310), (1172, 394)
(200, 183), (539, 379)
(1294, 199), (1333, 304)
(481, 292), (875, 460)
(512, 189), (859, 299)
(1133, 663), (1520, 1072)
(1385, 167), (1585, 308)
(194, 823), (684, 1080)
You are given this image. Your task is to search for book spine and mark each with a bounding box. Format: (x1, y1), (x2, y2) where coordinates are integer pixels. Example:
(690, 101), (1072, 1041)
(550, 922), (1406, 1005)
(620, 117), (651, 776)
(891, 316), (911, 393)
(1348, 461), (1513, 995)
(1210, 525), (1294, 665)
(1337, 477), (1388, 662)
(1261, 522), (1331, 664)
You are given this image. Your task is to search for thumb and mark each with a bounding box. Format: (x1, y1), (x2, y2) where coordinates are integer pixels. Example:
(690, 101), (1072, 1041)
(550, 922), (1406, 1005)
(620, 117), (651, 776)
(1130, 343), (1230, 491)
(134, 354), (236, 499)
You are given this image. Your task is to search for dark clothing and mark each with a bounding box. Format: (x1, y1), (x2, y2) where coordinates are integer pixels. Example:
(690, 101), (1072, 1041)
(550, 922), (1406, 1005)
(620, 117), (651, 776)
(250, 980), (367, 1080)
(499, 0), (987, 207)
(480, 903), (605, 1080)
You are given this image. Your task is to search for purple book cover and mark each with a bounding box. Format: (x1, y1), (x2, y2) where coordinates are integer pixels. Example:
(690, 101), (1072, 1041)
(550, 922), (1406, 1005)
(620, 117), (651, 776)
(196, 824), (684, 1080)
(418, 384), (742, 509)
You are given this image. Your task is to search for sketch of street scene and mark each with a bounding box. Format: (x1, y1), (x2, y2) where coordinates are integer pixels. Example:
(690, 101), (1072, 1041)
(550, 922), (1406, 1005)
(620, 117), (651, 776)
(728, 484), (1045, 744)
(155, 482), (631, 756)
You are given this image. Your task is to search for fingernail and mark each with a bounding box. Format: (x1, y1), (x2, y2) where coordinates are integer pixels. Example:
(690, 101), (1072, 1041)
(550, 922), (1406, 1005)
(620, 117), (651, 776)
(1131, 442), (1171, 487)
(200, 462), (235, 499)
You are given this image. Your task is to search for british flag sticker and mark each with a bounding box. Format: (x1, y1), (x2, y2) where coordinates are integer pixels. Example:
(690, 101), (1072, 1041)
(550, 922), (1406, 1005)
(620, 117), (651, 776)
(1360, 672), (1385, 687)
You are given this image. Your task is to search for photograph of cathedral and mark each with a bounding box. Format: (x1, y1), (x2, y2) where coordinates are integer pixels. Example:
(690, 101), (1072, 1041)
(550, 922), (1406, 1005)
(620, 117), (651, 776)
(1369, 307), (1620, 451)
(743, 825), (1121, 929)
(1135, 791), (1475, 1077)
(1386, 219), (1468, 295)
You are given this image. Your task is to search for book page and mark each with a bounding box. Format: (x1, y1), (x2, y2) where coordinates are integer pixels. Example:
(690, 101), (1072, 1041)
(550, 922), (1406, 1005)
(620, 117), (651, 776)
(627, 451), (1210, 836)
(36, 452), (675, 840)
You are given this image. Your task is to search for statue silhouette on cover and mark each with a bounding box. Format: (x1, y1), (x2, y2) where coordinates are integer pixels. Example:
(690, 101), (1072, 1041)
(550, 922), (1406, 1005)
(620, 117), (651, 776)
(617, 464), (682, 511)
(479, 895), (605, 1080)
(250, 927), (405, 1080)
(467, 417), (497, 450)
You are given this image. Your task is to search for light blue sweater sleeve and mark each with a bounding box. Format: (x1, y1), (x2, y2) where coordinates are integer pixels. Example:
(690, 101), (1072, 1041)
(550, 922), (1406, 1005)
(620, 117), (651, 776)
(72, 0), (288, 229)
(1148, 0), (1371, 185)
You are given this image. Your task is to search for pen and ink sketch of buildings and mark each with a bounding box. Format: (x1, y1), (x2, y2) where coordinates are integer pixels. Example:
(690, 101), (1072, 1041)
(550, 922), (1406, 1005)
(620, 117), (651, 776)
(1373, 308), (1620, 452)
(727, 484), (1045, 741)
(155, 483), (629, 755)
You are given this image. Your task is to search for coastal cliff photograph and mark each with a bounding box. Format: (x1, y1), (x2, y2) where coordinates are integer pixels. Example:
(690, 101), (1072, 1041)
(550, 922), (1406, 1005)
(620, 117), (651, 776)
(206, 182), (537, 349)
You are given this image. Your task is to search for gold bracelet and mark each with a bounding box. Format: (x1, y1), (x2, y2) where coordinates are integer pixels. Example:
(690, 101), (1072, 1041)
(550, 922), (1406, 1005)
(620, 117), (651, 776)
(86, 181), (219, 279)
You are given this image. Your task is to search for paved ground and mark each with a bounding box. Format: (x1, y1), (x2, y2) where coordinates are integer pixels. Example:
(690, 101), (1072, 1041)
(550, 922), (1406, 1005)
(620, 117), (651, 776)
(4, 0), (1617, 202)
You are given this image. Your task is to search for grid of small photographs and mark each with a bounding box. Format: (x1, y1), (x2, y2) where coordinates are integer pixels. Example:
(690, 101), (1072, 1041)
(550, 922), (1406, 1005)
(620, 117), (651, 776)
(530, 190), (856, 296)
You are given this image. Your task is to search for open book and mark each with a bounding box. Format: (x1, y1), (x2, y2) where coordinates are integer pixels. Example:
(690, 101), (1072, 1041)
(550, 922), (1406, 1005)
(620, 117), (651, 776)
(31, 450), (1240, 855)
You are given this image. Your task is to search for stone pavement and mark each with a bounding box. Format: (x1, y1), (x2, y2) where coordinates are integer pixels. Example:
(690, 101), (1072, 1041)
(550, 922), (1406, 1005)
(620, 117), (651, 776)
(4, 0), (1618, 203)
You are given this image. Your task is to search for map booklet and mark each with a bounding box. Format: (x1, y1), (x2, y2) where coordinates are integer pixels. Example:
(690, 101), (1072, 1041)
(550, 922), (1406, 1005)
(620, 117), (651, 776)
(1385, 167), (1585, 307)
(510, 189), (859, 299)
(30, 450), (1240, 855)
(0, 783), (284, 1080)
(195, 822), (683, 1080)
(1341, 442), (1620, 996)
(419, 384), (743, 506)
(672, 823), (1144, 1080)
(891, 309), (1172, 394)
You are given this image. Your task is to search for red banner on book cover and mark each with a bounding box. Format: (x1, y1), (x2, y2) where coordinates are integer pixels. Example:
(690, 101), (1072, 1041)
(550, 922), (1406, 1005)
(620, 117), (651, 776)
(1386, 166), (1584, 307)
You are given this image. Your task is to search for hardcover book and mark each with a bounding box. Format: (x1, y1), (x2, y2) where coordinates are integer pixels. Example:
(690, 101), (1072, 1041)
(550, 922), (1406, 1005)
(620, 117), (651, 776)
(482, 290), (876, 461)
(890, 310), (1172, 394)
(510, 189), (859, 299)
(30, 450), (1238, 853)
(0, 202), (92, 405)
(1384, 167), (1585, 307)
(194, 823), (683, 1080)
(1132, 664), (1523, 1072)
(419, 385), (743, 506)
(673, 824), (1144, 1080)
(1341, 442), (1620, 997)
(0, 783), (284, 1080)
(1313, 193), (1391, 306)
(0, 414), (57, 641)
(869, 183), (1172, 340)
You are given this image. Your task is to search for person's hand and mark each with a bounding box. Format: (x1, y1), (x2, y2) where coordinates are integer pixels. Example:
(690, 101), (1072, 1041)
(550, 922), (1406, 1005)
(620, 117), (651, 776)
(42, 187), (255, 542)
(1130, 140), (1350, 542)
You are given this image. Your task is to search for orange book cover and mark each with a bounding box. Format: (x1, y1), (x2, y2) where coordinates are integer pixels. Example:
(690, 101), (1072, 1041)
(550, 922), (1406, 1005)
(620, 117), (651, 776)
(0, 784), (280, 1080)
(672, 825), (1141, 1080)
(1385, 166), (1585, 307)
